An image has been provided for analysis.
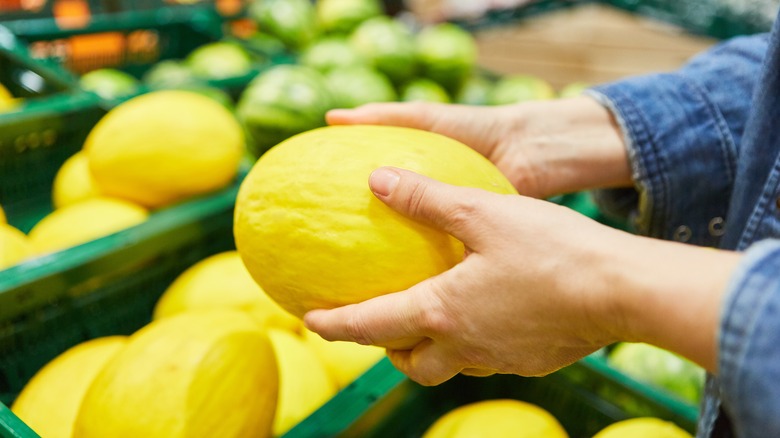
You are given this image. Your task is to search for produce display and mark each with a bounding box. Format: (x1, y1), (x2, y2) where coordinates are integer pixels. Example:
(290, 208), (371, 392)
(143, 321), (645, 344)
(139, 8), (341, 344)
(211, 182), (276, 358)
(10, 251), (386, 438)
(0, 0), (575, 267)
(0, 88), (244, 264)
(0, 0), (709, 436)
(423, 400), (692, 437)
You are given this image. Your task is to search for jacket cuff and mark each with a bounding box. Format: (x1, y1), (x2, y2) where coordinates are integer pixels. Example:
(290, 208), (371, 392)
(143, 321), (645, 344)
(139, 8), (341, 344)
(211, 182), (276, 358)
(585, 74), (736, 247)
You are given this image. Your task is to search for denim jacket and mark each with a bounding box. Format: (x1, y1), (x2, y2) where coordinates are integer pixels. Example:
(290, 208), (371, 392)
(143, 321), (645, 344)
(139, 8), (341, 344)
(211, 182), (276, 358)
(586, 10), (780, 438)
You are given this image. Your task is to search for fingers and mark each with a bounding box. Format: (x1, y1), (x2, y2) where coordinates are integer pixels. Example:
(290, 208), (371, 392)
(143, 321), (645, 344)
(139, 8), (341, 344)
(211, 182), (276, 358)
(386, 344), (499, 386)
(387, 341), (461, 386)
(326, 102), (443, 130)
(369, 167), (495, 250)
(303, 287), (432, 349)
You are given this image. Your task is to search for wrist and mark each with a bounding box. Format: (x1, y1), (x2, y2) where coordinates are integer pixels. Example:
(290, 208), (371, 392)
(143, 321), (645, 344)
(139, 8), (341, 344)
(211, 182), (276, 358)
(600, 234), (741, 372)
(510, 96), (632, 198)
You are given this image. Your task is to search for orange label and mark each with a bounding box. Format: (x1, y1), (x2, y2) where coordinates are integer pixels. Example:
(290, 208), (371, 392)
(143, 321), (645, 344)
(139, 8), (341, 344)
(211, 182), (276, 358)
(29, 30), (161, 74)
(68, 32), (126, 72)
(53, 0), (91, 29)
(228, 18), (256, 38)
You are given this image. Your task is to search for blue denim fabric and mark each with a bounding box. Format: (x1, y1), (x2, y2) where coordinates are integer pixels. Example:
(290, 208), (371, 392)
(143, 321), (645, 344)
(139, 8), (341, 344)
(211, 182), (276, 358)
(720, 240), (780, 437)
(587, 34), (768, 248)
(583, 11), (780, 438)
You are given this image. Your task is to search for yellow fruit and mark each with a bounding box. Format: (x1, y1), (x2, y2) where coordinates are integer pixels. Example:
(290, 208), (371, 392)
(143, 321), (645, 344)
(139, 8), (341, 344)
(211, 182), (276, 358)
(0, 83), (18, 112)
(268, 328), (338, 436)
(593, 418), (693, 438)
(0, 224), (34, 269)
(53, 152), (101, 209)
(423, 399), (568, 438)
(28, 197), (148, 255)
(153, 251), (302, 333)
(74, 310), (278, 438)
(11, 337), (126, 438)
(0, 83), (12, 100)
(84, 90), (244, 208)
(234, 125), (517, 318)
(303, 328), (385, 388)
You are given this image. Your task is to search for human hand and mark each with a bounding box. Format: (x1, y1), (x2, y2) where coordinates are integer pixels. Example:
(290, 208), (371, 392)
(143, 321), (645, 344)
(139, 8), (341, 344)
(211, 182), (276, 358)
(304, 166), (628, 385)
(327, 97), (632, 199)
(304, 167), (742, 384)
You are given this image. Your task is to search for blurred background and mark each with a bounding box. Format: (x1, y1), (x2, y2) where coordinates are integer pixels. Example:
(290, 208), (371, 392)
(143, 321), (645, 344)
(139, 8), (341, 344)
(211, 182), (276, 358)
(0, 1), (778, 437)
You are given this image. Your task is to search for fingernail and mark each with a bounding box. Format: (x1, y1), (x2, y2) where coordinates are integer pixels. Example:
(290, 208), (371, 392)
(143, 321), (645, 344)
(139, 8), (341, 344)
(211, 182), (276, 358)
(370, 168), (400, 197)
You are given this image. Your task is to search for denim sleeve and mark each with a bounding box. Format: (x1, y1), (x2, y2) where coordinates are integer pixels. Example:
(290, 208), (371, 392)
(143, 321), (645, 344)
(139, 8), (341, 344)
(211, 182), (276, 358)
(719, 239), (780, 437)
(584, 34), (769, 247)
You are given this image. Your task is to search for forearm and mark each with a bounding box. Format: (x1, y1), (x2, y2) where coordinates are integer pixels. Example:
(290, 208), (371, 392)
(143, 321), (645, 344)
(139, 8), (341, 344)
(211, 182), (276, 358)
(591, 229), (742, 372)
(508, 96), (631, 198)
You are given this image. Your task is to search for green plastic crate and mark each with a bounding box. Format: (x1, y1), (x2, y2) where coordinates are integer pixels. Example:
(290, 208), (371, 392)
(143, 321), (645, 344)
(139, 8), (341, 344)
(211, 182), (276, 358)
(283, 355), (697, 437)
(0, 28), (104, 232)
(0, 401), (37, 438)
(0, 7), (293, 230)
(0, 176), (240, 409)
(0, 356), (698, 438)
(3, 7), (291, 99)
(100, 0), (250, 19)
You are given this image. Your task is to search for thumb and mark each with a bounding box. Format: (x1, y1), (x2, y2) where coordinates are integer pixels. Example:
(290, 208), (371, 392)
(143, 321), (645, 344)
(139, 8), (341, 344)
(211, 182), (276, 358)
(369, 167), (491, 248)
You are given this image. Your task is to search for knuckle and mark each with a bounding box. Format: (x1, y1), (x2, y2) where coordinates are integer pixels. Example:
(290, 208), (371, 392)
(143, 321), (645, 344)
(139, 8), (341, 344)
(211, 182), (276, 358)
(403, 179), (430, 218)
(416, 289), (456, 336)
(344, 314), (373, 345)
(417, 307), (452, 336)
(446, 196), (483, 228)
